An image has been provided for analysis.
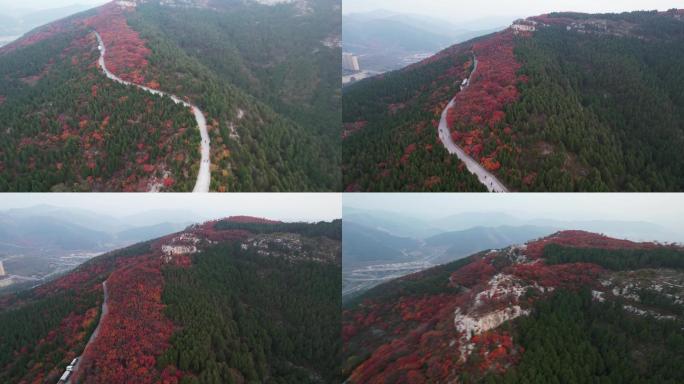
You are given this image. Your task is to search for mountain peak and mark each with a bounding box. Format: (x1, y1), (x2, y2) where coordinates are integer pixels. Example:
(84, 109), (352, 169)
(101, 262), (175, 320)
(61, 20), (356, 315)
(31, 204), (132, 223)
(525, 230), (659, 259)
(223, 215), (283, 224)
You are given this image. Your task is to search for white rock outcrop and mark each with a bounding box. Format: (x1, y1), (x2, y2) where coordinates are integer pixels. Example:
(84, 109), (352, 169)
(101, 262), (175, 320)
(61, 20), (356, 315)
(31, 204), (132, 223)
(455, 306), (530, 341)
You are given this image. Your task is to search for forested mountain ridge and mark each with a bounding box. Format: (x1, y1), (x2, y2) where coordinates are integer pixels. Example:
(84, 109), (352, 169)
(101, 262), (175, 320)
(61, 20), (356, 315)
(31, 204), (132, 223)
(343, 230), (684, 383)
(343, 9), (684, 192)
(0, 0), (340, 192)
(0, 216), (341, 384)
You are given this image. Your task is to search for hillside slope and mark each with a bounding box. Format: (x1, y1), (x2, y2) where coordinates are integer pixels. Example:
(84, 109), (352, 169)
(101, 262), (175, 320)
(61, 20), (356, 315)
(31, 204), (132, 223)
(0, 0), (340, 192)
(0, 216), (341, 384)
(343, 9), (684, 192)
(343, 230), (684, 383)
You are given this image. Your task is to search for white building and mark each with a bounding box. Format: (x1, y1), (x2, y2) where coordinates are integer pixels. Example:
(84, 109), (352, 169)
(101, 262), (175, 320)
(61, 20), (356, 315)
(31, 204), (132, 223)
(342, 53), (360, 71)
(512, 19), (537, 33)
(161, 244), (197, 256)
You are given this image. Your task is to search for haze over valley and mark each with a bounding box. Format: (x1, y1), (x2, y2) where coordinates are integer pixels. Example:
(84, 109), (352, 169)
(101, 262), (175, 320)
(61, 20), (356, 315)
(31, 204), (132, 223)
(0, 205), (197, 293)
(343, 194), (684, 299)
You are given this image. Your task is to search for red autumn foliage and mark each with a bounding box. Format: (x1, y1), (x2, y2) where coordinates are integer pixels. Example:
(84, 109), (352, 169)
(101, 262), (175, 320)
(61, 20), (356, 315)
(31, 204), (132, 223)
(182, 220), (256, 243)
(470, 331), (519, 373)
(423, 176), (441, 189)
(344, 231), (675, 384)
(400, 143), (418, 165)
(396, 294), (460, 323)
(78, 253), (174, 383)
(342, 121), (368, 139)
(525, 230), (659, 259)
(224, 216), (283, 224)
(450, 256), (497, 288)
(447, 30), (521, 132)
(522, 172), (537, 185)
(406, 369), (426, 384)
(481, 156), (501, 171)
(529, 14), (576, 27)
(146, 80), (161, 90)
(443, 30), (523, 170)
(84, 3), (152, 84)
(512, 262), (604, 289)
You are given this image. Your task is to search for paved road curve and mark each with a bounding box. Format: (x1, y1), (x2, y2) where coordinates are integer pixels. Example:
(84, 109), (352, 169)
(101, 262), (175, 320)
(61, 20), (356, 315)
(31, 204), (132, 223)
(437, 56), (509, 193)
(66, 281), (109, 383)
(95, 31), (211, 193)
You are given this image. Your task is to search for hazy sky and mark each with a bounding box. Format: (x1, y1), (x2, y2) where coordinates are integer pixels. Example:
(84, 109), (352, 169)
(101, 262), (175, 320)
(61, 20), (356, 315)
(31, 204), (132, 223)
(0, 0), (106, 12)
(343, 0), (682, 22)
(0, 193), (341, 222)
(344, 193), (684, 227)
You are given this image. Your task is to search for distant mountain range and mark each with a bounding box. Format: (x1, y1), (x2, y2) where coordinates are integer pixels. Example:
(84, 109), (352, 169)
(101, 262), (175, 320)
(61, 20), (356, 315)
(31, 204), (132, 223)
(424, 225), (555, 262)
(0, 4), (93, 45)
(344, 207), (676, 242)
(342, 221), (420, 267)
(343, 10), (503, 72)
(0, 205), (193, 249)
(342, 206), (680, 298)
(0, 205), (193, 281)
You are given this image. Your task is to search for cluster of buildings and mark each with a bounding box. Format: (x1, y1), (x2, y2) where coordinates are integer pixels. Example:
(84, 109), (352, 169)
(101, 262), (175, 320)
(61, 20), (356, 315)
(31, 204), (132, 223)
(241, 233), (303, 258)
(241, 233), (337, 263)
(511, 19), (538, 34)
(565, 19), (610, 34)
(115, 0), (138, 8)
(160, 232), (201, 263)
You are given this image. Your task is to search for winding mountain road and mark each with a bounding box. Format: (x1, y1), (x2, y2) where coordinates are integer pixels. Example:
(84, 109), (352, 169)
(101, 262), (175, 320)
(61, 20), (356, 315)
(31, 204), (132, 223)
(437, 56), (509, 193)
(95, 31), (211, 193)
(65, 281), (109, 384)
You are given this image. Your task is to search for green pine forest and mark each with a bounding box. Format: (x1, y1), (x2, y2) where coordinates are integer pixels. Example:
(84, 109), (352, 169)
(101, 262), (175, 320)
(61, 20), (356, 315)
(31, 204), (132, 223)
(128, 0), (341, 191)
(0, 30), (200, 192)
(159, 241), (341, 384)
(343, 11), (684, 191)
(482, 289), (684, 384)
(0, 0), (340, 191)
(342, 49), (487, 192)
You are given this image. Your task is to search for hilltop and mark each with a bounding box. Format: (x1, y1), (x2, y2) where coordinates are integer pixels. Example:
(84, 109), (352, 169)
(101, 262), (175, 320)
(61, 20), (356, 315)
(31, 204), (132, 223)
(343, 230), (684, 382)
(343, 9), (684, 192)
(0, 0), (341, 192)
(0, 216), (341, 383)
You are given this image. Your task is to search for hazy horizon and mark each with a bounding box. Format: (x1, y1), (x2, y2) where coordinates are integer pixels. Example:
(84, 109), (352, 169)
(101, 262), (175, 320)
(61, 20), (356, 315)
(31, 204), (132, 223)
(0, 1), (106, 12)
(344, 194), (684, 242)
(343, 0), (683, 24)
(0, 193), (342, 223)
